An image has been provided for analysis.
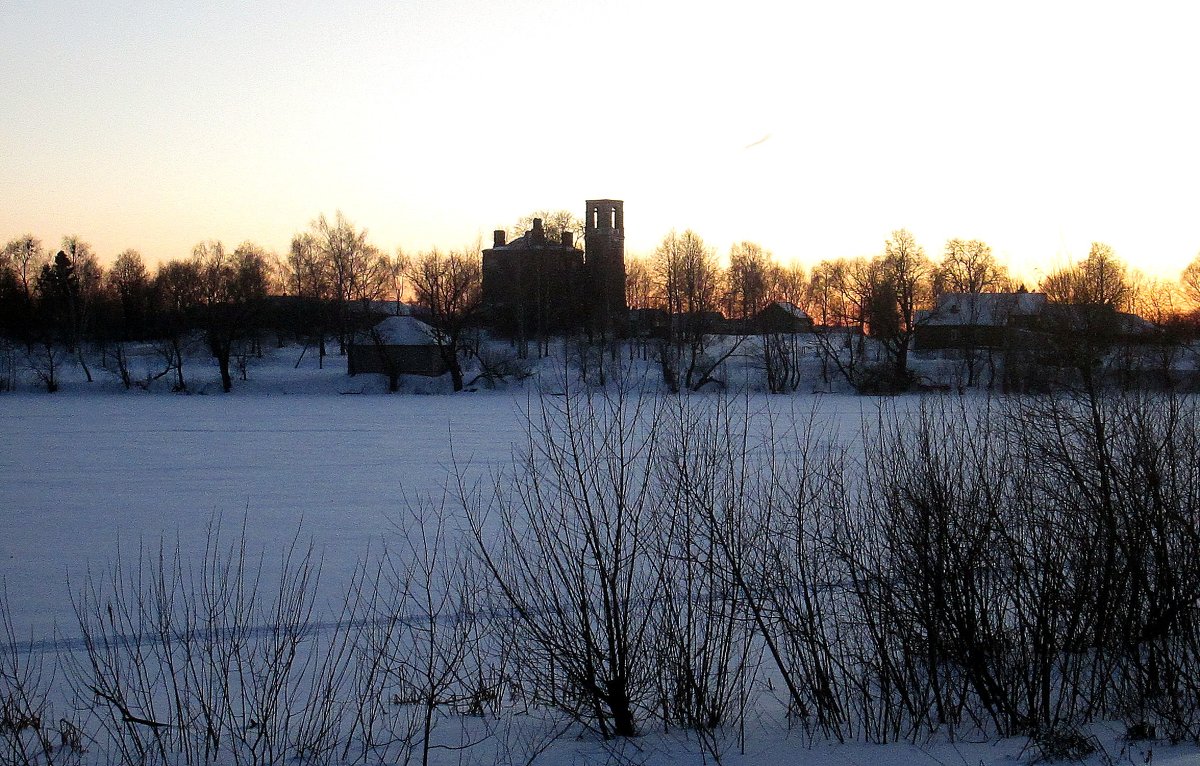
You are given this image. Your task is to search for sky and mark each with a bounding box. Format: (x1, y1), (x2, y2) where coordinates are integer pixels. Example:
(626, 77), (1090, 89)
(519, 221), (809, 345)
(3, 1), (1200, 284)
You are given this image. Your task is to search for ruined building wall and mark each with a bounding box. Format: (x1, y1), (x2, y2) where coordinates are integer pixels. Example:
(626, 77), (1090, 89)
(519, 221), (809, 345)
(482, 200), (627, 340)
(482, 218), (584, 338)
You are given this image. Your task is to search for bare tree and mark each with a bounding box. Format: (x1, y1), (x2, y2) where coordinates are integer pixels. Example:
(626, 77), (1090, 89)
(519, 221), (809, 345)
(624, 255), (655, 310)
(714, 400), (858, 742)
(384, 500), (498, 766)
(34, 237), (103, 382)
(24, 337), (65, 392)
(1, 585), (72, 764)
(806, 258), (858, 329)
(151, 259), (201, 391)
(866, 229), (934, 389)
(404, 247), (482, 392)
(772, 260), (809, 307)
(723, 241), (773, 321)
(624, 255), (658, 362)
(652, 230), (738, 391)
(510, 210), (584, 245)
(1181, 251), (1200, 311)
(1040, 243), (1136, 390)
(464, 381), (669, 738)
(734, 253), (809, 394)
(191, 240), (270, 392)
(1041, 242), (1132, 310)
(805, 257), (876, 391)
(98, 251), (149, 388)
(68, 520), (325, 766)
(312, 212), (388, 354)
(935, 238), (1009, 295)
(653, 395), (761, 747)
(107, 249), (151, 341)
(927, 241), (1013, 389)
(2, 235), (46, 305)
(759, 330), (806, 393)
(0, 237), (41, 343)
(284, 232), (333, 367)
(1124, 275), (1186, 388)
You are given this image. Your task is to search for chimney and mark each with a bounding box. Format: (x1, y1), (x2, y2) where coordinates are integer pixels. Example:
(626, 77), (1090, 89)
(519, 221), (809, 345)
(493, 229), (506, 247)
(531, 217), (545, 243)
(561, 231), (573, 248)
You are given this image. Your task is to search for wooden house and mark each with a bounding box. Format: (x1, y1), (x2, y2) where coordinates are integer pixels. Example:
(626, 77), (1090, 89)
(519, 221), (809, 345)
(914, 292), (1048, 351)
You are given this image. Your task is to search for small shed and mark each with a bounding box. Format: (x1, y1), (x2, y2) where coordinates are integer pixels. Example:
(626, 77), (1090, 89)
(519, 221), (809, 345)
(347, 316), (448, 378)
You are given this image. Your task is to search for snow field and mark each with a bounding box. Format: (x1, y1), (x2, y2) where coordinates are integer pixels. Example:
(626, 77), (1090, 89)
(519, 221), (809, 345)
(3, 383), (1199, 765)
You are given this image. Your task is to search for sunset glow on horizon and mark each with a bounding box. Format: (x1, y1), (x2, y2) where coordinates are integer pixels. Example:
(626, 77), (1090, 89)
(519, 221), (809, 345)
(4, 1), (1200, 283)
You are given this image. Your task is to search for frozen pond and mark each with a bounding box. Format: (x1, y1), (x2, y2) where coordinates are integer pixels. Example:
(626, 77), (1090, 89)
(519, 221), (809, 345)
(2, 393), (528, 641)
(1, 391), (879, 643)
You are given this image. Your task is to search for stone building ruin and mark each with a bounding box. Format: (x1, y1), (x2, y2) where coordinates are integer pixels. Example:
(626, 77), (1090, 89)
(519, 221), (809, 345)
(482, 199), (627, 345)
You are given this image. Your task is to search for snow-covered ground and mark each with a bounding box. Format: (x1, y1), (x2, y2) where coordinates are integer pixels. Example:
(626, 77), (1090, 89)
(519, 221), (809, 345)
(2, 347), (1197, 765)
(0, 342), (863, 639)
(1, 387), (877, 642)
(2, 393), (512, 641)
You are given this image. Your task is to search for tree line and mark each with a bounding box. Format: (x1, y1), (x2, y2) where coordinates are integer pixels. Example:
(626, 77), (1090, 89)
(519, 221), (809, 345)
(0, 214), (481, 393)
(5, 213), (1200, 394)
(627, 229), (1200, 392)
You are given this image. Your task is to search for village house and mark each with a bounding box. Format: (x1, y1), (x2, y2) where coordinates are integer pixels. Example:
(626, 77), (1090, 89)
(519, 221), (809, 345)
(914, 292), (1048, 351)
(750, 301), (815, 335)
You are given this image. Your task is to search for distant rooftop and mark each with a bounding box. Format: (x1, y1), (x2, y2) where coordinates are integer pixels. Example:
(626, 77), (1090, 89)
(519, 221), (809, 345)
(922, 292), (1047, 327)
(767, 301), (813, 320)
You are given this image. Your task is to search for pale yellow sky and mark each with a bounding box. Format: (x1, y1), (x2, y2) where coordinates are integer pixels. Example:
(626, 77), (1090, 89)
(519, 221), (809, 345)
(3, 1), (1199, 283)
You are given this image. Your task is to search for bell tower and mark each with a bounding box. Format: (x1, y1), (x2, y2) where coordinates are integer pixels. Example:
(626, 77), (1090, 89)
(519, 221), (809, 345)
(584, 199), (626, 337)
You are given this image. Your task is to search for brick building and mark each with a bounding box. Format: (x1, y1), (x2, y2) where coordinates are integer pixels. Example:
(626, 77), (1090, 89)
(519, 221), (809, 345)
(482, 199), (627, 341)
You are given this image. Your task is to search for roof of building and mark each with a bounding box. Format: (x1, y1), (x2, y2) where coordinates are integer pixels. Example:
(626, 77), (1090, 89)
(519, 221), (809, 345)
(922, 292), (1048, 327)
(762, 301), (813, 320)
(361, 316), (439, 346)
(1117, 311), (1157, 335)
(1041, 304), (1159, 336)
(493, 231), (578, 250)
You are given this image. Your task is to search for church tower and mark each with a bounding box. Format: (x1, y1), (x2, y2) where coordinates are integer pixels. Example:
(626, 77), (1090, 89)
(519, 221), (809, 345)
(584, 199), (626, 337)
